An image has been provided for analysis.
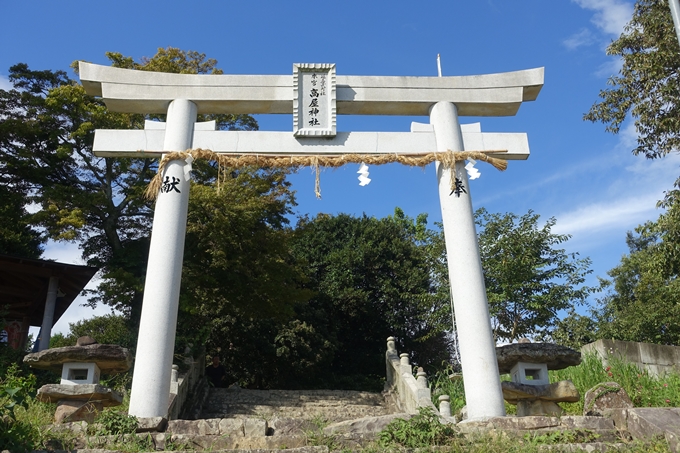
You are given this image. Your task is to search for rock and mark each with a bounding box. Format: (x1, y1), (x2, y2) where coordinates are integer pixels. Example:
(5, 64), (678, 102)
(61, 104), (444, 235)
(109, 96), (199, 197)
(459, 405), (468, 421)
(44, 420), (88, 434)
(76, 335), (98, 346)
(605, 408), (680, 452)
(583, 382), (633, 416)
(36, 383), (123, 406)
(324, 413), (412, 435)
(268, 417), (318, 435)
(218, 418), (245, 436)
(23, 344), (132, 374)
(136, 416), (168, 433)
(54, 400), (103, 423)
(496, 343), (581, 373)
(244, 417), (267, 436)
(502, 380), (580, 403)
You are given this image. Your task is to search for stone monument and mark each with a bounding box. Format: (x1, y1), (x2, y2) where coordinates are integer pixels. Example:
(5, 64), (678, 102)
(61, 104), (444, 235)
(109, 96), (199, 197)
(78, 61), (544, 421)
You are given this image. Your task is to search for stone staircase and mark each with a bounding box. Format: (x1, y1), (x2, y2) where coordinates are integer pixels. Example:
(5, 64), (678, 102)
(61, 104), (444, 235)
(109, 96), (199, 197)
(152, 387), (398, 451)
(199, 388), (389, 422)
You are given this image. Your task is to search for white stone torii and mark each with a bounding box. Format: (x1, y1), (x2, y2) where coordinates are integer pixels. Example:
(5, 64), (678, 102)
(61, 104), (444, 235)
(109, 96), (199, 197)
(79, 62), (543, 422)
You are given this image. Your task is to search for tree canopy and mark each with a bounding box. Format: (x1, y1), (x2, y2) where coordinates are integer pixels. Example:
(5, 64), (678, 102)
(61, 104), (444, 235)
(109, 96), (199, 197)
(0, 48), (258, 324)
(474, 209), (593, 343)
(585, 0), (680, 160)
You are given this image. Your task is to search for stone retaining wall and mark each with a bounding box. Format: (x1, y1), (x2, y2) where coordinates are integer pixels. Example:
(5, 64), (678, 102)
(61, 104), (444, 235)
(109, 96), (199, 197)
(582, 339), (680, 377)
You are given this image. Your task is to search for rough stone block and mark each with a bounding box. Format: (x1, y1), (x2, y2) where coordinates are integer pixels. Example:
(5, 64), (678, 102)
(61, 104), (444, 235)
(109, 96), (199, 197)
(558, 415), (616, 431)
(219, 417), (245, 436)
(502, 380), (580, 403)
(324, 413), (412, 435)
(583, 382), (633, 416)
(243, 417), (267, 436)
(196, 418), (220, 435)
(54, 400), (102, 424)
(625, 408), (680, 452)
(23, 344), (132, 374)
(517, 400), (562, 417)
(136, 416), (167, 433)
(268, 417), (317, 435)
(37, 384), (122, 406)
(167, 419), (201, 435)
(496, 343), (581, 373)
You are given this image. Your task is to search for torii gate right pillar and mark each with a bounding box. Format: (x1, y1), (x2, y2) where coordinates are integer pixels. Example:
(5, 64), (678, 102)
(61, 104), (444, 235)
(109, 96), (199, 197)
(431, 101), (505, 420)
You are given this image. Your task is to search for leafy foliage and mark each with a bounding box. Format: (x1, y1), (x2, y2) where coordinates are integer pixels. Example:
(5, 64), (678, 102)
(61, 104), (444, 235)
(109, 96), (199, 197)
(584, 0), (680, 160)
(0, 364), (34, 420)
(593, 203), (680, 345)
(89, 409), (139, 436)
(378, 407), (458, 449)
(0, 48), (258, 328)
(475, 208), (593, 342)
(49, 313), (136, 350)
(290, 209), (452, 381)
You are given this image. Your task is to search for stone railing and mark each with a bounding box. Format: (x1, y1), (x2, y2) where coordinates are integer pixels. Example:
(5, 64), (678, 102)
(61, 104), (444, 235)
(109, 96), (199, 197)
(384, 336), (450, 417)
(167, 352), (205, 420)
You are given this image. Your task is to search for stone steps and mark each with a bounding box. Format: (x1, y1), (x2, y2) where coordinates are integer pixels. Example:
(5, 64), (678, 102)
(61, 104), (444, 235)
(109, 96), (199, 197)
(199, 388), (388, 423)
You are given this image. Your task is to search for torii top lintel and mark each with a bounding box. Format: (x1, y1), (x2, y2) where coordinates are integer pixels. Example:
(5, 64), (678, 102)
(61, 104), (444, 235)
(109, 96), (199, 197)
(78, 62), (543, 117)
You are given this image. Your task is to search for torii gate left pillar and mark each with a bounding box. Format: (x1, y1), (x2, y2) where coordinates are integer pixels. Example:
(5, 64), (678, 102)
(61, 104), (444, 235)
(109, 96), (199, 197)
(128, 100), (197, 417)
(79, 61), (543, 421)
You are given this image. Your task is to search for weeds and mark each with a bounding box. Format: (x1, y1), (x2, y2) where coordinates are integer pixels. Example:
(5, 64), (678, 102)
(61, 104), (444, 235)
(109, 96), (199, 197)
(378, 406), (459, 449)
(552, 353), (680, 414)
(429, 363), (466, 414)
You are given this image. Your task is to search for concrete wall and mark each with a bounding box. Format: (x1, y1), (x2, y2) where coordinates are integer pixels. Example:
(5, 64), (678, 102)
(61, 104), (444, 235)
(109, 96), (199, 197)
(581, 339), (680, 377)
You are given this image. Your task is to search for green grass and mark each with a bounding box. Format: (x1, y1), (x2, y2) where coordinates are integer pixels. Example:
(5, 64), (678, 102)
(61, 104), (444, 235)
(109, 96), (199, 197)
(552, 353), (680, 414)
(430, 353), (680, 417)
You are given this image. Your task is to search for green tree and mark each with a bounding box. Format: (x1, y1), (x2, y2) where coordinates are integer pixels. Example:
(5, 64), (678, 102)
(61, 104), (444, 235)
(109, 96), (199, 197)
(475, 208), (593, 343)
(594, 204), (680, 345)
(49, 314), (136, 350)
(0, 186), (43, 258)
(289, 209), (452, 382)
(0, 48), (257, 324)
(176, 167), (327, 389)
(585, 0), (680, 160)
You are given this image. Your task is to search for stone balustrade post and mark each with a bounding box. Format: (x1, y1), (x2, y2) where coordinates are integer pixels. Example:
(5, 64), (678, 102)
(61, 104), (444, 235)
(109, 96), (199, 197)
(416, 369), (428, 389)
(439, 395), (452, 417)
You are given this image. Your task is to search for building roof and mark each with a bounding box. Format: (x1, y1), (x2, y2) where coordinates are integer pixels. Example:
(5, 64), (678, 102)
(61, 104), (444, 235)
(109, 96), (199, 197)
(0, 254), (98, 327)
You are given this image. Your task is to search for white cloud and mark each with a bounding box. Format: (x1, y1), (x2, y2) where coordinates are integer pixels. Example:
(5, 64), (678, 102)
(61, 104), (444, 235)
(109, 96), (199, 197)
(573, 0), (634, 36)
(0, 74), (11, 91)
(553, 150), (680, 241)
(594, 57), (624, 78)
(564, 29), (596, 50)
(552, 193), (660, 236)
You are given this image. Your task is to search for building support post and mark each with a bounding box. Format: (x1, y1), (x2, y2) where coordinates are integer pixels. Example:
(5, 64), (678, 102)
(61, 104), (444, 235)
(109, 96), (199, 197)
(129, 99), (197, 418)
(38, 276), (59, 351)
(430, 101), (505, 421)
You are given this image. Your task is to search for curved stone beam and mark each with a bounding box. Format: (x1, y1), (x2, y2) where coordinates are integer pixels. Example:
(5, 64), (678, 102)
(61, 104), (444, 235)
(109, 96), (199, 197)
(79, 62), (543, 117)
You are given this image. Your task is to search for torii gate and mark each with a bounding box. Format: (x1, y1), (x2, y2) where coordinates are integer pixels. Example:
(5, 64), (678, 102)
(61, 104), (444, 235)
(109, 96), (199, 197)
(79, 62), (543, 422)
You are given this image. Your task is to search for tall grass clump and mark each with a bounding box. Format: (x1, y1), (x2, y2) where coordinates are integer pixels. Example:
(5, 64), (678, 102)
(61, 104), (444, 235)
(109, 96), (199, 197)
(429, 363), (466, 414)
(552, 352), (680, 414)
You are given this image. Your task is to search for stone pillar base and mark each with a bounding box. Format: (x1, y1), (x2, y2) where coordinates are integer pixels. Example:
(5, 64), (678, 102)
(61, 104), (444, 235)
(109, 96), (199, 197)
(516, 399), (563, 417)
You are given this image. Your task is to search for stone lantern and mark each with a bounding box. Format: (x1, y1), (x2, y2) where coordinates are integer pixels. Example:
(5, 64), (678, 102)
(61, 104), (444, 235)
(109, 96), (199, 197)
(496, 341), (581, 416)
(23, 336), (132, 423)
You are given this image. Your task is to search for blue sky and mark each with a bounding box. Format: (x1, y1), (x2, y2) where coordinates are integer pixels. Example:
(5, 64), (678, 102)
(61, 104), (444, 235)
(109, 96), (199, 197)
(2, 0), (678, 335)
